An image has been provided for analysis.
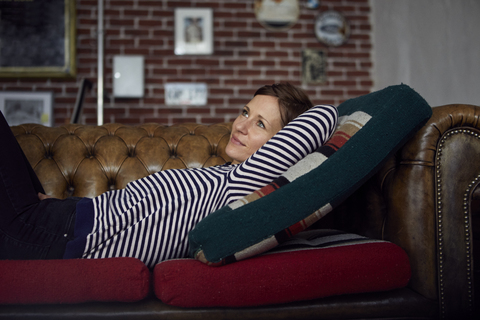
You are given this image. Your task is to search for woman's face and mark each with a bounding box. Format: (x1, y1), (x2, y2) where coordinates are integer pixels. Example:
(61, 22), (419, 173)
(225, 95), (283, 164)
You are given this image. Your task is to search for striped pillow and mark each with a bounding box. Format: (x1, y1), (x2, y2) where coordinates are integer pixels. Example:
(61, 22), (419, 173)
(189, 84), (432, 266)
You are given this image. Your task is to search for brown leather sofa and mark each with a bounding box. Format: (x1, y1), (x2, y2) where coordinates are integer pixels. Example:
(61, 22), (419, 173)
(1, 104), (477, 319)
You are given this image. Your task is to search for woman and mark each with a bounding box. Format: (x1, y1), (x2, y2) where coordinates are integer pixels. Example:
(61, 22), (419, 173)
(0, 83), (338, 268)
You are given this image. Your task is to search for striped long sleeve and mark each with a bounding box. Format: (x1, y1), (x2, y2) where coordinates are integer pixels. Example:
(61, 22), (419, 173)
(75, 105), (337, 268)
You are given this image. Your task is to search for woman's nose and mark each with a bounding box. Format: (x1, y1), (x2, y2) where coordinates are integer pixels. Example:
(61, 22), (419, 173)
(235, 117), (248, 134)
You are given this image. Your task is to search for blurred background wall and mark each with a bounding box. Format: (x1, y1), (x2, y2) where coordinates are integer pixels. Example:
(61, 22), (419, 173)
(0, 0), (372, 125)
(1, 0), (477, 125)
(371, 0), (480, 107)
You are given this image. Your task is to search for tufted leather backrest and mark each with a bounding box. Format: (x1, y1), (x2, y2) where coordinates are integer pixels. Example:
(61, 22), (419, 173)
(12, 122), (233, 199)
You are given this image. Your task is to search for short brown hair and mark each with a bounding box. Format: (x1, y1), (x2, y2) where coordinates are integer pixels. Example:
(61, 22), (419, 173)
(254, 83), (313, 127)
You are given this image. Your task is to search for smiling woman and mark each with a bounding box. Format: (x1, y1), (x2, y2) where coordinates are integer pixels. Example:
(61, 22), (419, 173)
(0, 83), (338, 268)
(226, 95), (283, 164)
(226, 83), (314, 164)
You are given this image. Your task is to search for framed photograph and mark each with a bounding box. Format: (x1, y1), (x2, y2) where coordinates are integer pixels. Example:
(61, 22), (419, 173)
(0, 92), (54, 126)
(175, 8), (213, 55)
(0, 0), (76, 78)
(302, 49), (327, 84)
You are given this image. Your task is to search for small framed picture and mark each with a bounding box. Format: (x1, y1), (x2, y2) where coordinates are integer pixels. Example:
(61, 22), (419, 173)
(302, 49), (327, 84)
(174, 8), (213, 55)
(0, 91), (54, 126)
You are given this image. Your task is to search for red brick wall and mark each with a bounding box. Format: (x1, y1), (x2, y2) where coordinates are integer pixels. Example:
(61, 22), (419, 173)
(1, 0), (372, 125)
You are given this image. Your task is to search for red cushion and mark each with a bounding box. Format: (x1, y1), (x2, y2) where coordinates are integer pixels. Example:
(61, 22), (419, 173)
(154, 233), (411, 308)
(0, 258), (150, 304)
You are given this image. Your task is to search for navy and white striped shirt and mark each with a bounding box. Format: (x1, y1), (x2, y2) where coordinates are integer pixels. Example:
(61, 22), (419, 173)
(64, 105), (337, 268)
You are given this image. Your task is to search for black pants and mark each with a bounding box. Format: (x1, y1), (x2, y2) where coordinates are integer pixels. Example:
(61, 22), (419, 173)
(0, 111), (79, 260)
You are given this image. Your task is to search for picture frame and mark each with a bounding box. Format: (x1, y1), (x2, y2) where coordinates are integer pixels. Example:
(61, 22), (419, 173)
(302, 49), (327, 84)
(0, 91), (54, 126)
(174, 8), (213, 55)
(0, 0), (76, 78)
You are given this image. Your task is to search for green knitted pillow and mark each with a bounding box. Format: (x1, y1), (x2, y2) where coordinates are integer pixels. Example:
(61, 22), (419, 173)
(189, 84), (432, 265)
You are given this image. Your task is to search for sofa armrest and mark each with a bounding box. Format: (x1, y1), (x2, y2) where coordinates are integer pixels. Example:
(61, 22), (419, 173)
(350, 104), (479, 319)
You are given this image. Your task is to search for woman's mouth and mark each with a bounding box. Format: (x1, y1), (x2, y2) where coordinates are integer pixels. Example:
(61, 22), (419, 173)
(230, 135), (245, 146)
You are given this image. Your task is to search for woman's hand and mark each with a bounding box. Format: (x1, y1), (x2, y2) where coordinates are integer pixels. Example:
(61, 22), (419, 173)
(38, 192), (53, 201)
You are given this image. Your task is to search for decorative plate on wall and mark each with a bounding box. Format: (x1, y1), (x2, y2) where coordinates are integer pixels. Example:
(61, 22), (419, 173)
(315, 10), (350, 46)
(254, 0), (300, 31)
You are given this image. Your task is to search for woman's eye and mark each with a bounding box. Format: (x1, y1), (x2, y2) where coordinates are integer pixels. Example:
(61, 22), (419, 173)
(242, 109), (248, 117)
(257, 121), (265, 129)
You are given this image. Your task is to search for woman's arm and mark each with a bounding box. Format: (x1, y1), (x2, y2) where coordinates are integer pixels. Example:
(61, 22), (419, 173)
(228, 104), (338, 196)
